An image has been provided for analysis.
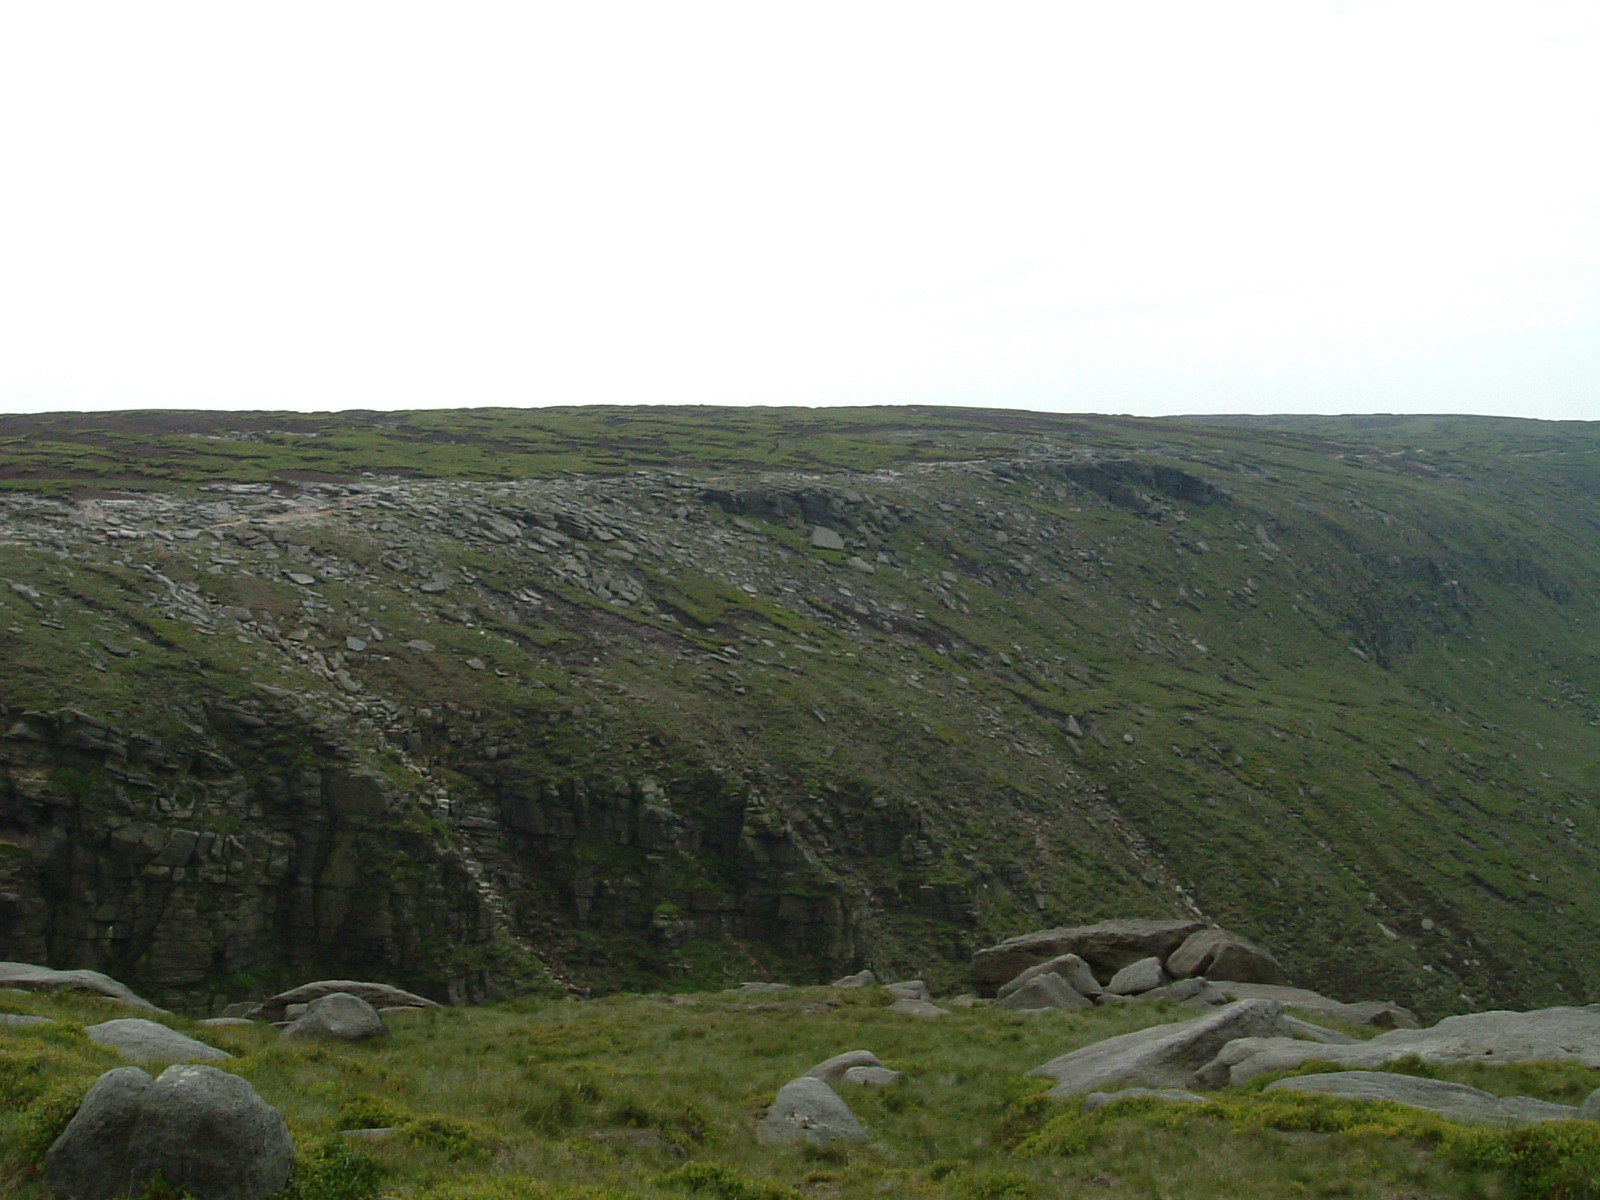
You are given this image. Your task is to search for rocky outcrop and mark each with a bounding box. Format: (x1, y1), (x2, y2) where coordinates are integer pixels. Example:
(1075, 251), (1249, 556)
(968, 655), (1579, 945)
(1210, 983), (1418, 1029)
(973, 920), (1205, 994)
(256, 979), (436, 1023)
(44, 1065), (293, 1200)
(1029, 999), (1288, 1096)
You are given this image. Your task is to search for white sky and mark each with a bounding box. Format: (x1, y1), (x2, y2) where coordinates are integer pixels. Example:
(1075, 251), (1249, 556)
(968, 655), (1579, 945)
(1, 2), (1597, 419)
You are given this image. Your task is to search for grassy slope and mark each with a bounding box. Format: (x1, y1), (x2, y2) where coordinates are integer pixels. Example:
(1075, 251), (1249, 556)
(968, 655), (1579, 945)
(6, 987), (1600, 1200)
(1, 407), (1598, 1015)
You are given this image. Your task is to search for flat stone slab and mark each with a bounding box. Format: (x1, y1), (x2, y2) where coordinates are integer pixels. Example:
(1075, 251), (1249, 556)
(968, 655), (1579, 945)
(256, 980), (438, 1022)
(1266, 1071), (1580, 1126)
(1213, 983), (1418, 1029)
(807, 1050), (885, 1083)
(87, 1019), (232, 1064)
(0, 963), (164, 1013)
(1030, 999), (1287, 1096)
(1214, 1006), (1600, 1086)
(888, 998), (948, 1019)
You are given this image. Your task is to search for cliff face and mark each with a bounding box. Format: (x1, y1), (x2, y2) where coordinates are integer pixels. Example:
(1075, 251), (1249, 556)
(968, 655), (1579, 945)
(2, 408), (1598, 1015)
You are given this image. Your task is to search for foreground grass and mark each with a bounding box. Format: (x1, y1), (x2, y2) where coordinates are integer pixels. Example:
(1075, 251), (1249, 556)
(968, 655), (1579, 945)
(8, 988), (1600, 1200)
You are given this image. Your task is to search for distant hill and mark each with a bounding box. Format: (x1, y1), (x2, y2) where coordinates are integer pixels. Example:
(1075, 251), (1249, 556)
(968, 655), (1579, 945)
(1, 406), (1597, 1016)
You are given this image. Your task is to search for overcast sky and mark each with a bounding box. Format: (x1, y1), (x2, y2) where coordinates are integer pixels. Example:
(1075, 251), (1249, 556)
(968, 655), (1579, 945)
(1, 2), (1596, 419)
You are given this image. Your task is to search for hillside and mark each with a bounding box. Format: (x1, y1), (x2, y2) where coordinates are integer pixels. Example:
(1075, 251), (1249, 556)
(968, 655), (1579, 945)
(1, 406), (1598, 1016)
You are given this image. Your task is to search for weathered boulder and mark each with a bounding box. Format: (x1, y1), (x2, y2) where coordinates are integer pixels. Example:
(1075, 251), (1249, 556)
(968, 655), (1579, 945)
(44, 1064), (293, 1200)
(884, 980), (931, 1002)
(755, 1077), (869, 1145)
(1211, 1006), (1600, 1087)
(842, 1066), (901, 1086)
(86, 1019), (231, 1064)
(1029, 999), (1287, 1096)
(1212, 983), (1418, 1029)
(972, 919), (1205, 995)
(256, 979), (438, 1023)
(997, 954), (1102, 1001)
(806, 1050), (884, 1083)
(1166, 929), (1287, 985)
(1107, 957), (1169, 996)
(1266, 1071), (1579, 1126)
(889, 998), (948, 1019)
(832, 970), (877, 989)
(1081, 1087), (1207, 1113)
(280, 992), (387, 1041)
(996, 973), (1092, 1013)
(0, 963), (163, 1013)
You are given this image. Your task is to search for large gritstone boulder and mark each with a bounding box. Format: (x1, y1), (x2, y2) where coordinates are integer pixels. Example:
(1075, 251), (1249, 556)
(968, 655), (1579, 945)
(755, 1077), (870, 1145)
(44, 1065), (293, 1200)
(1028, 999), (1288, 1096)
(1166, 929), (1287, 985)
(0, 963), (164, 1013)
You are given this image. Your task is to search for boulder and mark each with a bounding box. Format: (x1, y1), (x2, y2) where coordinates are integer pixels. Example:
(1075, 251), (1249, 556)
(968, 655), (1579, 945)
(1108, 957), (1169, 996)
(1212, 983), (1418, 1029)
(1210, 1006), (1600, 1087)
(256, 979), (438, 1023)
(810, 526), (846, 551)
(1081, 1087), (1207, 1113)
(996, 973), (1092, 1013)
(842, 1066), (901, 1086)
(997, 954), (1102, 1001)
(806, 1050), (884, 1083)
(832, 970), (877, 989)
(1029, 999), (1287, 1097)
(972, 919), (1205, 995)
(884, 980), (930, 1002)
(1266, 1071), (1579, 1127)
(197, 1018), (258, 1028)
(86, 1019), (231, 1064)
(44, 1065), (293, 1200)
(0, 963), (163, 1013)
(755, 1077), (869, 1145)
(889, 998), (948, 1019)
(280, 992), (387, 1041)
(1166, 929), (1287, 985)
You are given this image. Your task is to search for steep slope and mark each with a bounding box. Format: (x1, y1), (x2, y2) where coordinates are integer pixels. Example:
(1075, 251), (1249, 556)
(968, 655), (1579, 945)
(0, 407), (1596, 1015)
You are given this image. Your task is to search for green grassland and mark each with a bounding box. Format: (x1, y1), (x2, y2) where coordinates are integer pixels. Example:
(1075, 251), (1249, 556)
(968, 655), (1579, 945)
(8, 987), (1600, 1200)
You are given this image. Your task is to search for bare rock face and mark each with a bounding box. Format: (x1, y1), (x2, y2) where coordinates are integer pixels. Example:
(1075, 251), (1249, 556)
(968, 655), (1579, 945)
(0, 963), (163, 1013)
(1166, 929), (1286, 985)
(280, 991), (387, 1041)
(756, 1077), (869, 1145)
(1029, 999), (1287, 1096)
(972, 920), (1205, 995)
(45, 1065), (293, 1200)
(86, 1019), (231, 1064)
(1210, 982), (1418, 1029)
